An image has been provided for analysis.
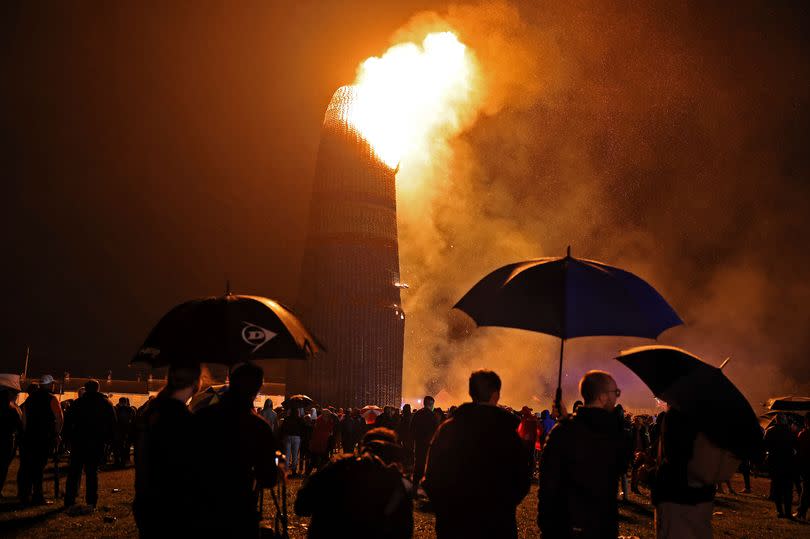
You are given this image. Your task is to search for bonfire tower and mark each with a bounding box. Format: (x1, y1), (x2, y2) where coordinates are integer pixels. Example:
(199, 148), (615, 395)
(288, 86), (404, 407)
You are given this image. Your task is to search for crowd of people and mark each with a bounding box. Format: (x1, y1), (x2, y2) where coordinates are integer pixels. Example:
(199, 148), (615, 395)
(1, 367), (810, 538)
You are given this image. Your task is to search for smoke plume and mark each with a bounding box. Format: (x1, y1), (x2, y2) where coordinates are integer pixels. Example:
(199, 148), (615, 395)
(367, 1), (809, 411)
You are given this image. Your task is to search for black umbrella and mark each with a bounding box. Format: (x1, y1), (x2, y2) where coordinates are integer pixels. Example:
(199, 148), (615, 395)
(282, 394), (314, 409)
(616, 345), (761, 458)
(454, 247), (682, 409)
(132, 293), (325, 368)
(767, 396), (810, 412)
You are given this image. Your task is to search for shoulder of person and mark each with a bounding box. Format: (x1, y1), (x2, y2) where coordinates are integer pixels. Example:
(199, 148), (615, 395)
(547, 414), (576, 435)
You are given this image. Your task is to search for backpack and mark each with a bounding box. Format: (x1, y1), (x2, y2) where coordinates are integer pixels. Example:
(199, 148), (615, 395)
(686, 432), (741, 486)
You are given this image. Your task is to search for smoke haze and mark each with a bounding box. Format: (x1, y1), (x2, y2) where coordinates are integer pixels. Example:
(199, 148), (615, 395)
(386, 1), (810, 411)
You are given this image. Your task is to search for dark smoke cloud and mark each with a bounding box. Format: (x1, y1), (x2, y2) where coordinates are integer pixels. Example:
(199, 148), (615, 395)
(393, 1), (810, 411)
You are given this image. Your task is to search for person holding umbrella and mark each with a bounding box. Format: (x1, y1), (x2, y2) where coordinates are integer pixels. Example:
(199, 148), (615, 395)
(652, 406), (717, 537)
(192, 362), (280, 537)
(131, 291), (323, 535)
(538, 370), (626, 538)
(617, 346), (763, 537)
(133, 365), (201, 537)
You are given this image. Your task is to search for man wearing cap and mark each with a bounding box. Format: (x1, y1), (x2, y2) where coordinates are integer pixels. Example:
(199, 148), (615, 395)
(18, 374), (63, 505)
(0, 374), (23, 497)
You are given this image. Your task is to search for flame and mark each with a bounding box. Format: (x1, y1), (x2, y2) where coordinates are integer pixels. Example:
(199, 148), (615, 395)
(343, 31), (476, 169)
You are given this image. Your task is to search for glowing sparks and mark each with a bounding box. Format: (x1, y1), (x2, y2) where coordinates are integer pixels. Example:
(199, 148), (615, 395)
(342, 32), (476, 169)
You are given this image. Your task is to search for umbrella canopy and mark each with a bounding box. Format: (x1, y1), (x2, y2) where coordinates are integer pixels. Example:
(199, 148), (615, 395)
(132, 294), (325, 368)
(767, 396), (810, 412)
(454, 248), (682, 407)
(282, 394), (314, 409)
(616, 345), (761, 458)
(361, 405), (383, 424)
(454, 249), (682, 339)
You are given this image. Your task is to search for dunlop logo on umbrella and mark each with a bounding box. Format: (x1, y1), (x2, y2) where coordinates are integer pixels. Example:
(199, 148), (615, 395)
(241, 322), (277, 352)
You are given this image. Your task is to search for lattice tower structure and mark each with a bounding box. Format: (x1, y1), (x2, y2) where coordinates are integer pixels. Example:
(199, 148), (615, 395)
(288, 86), (404, 408)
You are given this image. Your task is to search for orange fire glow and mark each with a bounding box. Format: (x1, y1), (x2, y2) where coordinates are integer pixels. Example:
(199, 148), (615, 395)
(343, 31), (477, 169)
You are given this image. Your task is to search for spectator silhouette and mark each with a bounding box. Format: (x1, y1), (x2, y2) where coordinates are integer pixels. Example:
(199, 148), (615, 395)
(423, 370), (530, 539)
(192, 362), (279, 537)
(409, 395), (438, 494)
(652, 406), (716, 538)
(295, 427), (413, 539)
(280, 407), (306, 476)
(18, 375), (63, 505)
(63, 379), (116, 509)
(133, 366), (200, 537)
(397, 404), (414, 472)
(0, 376), (23, 497)
(538, 370), (625, 539)
(114, 397), (136, 467)
(261, 398), (278, 434)
(764, 414), (797, 518)
(796, 413), (810, 520)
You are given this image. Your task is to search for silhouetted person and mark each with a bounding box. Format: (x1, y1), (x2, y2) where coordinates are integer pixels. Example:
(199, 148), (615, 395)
(295, 427), (413, 539)
(397, 404), (414, 472)
(192, 363), (279, 537)
(260, 398), (278, 434)
(765, 414), (797, 518)
(796, 413), (810, 520)
(424, 370), (530, 539)
(518, 406), (538, 481)
(18, 375), (63, 505)
(63, 379), (116, 508)
(538, 370), (625, 539)
(0, 376), (23, 497)
(538, 409), (556, 449)
(308, 409), (336, 473)
(409, 395), (437, 493)
(133, 366), (200, 538)
(630, 413), (650, 495)
(650, 406), (716, 538)
(615, 404), (632, 501)
(280, 407), (306, 476)
(114, 397), (136, 467)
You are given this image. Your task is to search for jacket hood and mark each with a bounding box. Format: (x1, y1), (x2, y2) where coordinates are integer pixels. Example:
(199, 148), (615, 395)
(572, 406), (617, 433)
(452, 402), (520, 431)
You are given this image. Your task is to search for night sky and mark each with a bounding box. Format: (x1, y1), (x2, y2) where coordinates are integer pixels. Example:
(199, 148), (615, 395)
(2, 2), (809, 403)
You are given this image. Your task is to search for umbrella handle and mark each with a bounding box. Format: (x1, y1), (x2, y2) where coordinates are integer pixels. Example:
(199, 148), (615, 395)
(555, 339), (565, 414)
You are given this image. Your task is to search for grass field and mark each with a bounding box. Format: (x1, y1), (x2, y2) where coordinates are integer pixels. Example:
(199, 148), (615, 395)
(1, 457), (808, 538)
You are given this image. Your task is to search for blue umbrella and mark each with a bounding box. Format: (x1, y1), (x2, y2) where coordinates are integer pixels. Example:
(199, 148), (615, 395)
(454, 247), (682, 409)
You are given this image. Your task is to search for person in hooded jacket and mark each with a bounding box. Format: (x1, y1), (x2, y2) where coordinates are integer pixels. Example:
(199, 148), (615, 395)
(295, 427), (413, 539)
(192, 363), (279, 537)
(538, 370), (626, 539)
(63, 379), (117, 508)
(423, 370), (530, 539)
(133, 366), (200, 538)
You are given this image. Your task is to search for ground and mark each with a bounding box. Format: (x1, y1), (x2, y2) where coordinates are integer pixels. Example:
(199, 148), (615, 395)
(0, 458), (808, 538)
